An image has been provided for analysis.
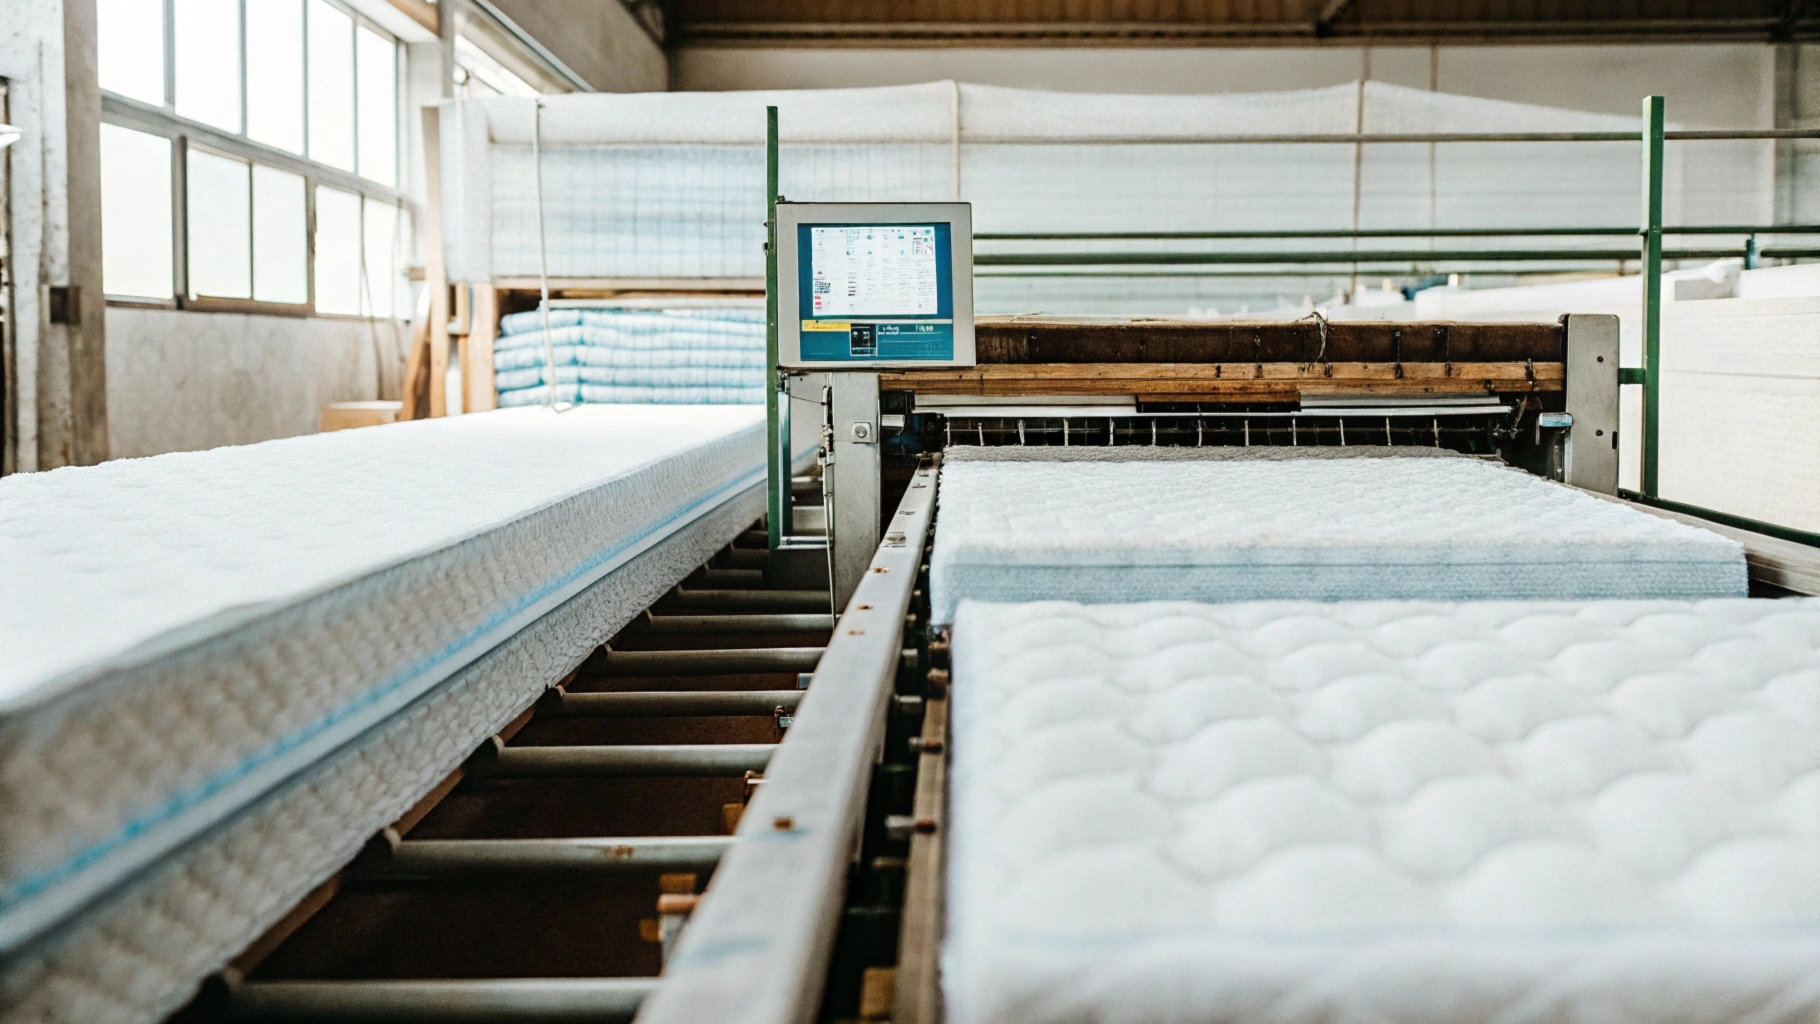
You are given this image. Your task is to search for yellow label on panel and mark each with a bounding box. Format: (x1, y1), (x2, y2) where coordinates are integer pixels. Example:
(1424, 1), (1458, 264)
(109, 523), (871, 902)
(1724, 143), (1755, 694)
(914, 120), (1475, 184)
(802, 321), (851, 331)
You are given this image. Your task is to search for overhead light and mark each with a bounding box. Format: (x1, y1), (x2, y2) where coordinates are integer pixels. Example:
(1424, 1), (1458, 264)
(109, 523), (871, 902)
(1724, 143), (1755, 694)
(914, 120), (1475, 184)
(0, 124), (19, 150)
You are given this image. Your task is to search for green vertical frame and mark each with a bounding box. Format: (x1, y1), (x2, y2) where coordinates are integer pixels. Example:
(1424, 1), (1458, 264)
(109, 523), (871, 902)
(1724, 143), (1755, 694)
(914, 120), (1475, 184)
(1640, 95), (1665, 499)
(766, 106), (783, 549)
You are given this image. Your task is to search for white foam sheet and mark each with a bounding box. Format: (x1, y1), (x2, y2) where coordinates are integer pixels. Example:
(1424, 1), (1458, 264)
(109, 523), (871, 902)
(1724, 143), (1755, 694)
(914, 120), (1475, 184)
(929, 449), (1747, 624)
(0, 405), (765, 954)
(945, 598), (1820, 1024)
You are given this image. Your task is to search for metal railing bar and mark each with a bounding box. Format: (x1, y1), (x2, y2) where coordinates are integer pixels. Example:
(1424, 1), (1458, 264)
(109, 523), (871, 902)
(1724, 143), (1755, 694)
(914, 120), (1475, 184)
(976, 225), (1820, 241)
(591, 647), (825, 676)
(961, 128), (1820, 145)
(473, 744), (777, 778)
(634, 459), (939, 1024)
(1619, 491), (1820, 550)
(545, 690), (805, 717)
(355, 837), (735, 879)
(975, 247), (1755, 266)
(223, 978), (656, 1022)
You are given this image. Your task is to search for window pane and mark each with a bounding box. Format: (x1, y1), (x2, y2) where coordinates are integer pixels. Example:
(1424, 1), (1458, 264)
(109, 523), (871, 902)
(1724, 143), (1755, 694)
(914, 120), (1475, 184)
(98, 0), (165, 104)
(247, 0), (305, 153)
(314, 185), (362, 314)
(100, 125), (173, 298)
(355, 26), (397, 185)
(361, 197), (402, 317)
(187, 147), (252, 299)
(306, 0), (355, 171)
(173, 0), (242, 132)
(252, 164), (307, 303)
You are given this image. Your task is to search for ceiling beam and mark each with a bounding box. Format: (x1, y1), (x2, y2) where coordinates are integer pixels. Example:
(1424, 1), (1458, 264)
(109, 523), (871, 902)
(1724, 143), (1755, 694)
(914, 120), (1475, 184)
(671, 17), (1807, 46)
(1314, 0), (1359, 37)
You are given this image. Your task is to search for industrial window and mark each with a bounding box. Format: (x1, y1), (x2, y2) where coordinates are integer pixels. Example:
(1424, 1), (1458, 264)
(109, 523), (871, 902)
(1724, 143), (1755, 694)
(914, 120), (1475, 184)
(96, 0), (407, 316)
(98, 124), (174, 301)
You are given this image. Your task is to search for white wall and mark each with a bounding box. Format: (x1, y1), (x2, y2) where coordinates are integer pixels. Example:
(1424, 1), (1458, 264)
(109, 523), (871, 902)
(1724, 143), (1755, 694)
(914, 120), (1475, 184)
(673, 43), (1773, 128)
(105, 308), (405, 459)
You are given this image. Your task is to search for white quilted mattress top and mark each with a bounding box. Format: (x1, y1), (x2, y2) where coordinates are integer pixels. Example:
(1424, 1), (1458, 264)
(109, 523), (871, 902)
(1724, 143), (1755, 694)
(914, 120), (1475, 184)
(946, 598), (1820, 1024)
(936, 453), (1739, 569)
(930, 453), (1746, 622)
(0, 404), (764, 714)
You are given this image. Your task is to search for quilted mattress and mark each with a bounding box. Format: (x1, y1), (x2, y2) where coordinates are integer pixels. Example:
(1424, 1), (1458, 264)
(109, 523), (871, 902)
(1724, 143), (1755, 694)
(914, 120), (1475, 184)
(930, 447), (1747, 623)
(946, 598), (1820, 1024)
(0, 405), (766, 959)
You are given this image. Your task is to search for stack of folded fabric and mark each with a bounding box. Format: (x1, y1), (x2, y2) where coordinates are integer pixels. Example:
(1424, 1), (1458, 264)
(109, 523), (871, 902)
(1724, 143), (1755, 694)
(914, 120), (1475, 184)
(493, 307), (766, 407)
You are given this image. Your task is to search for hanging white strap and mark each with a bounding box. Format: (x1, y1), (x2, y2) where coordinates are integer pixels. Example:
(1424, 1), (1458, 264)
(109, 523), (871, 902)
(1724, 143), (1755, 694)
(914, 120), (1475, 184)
(532, 97), (567, 411)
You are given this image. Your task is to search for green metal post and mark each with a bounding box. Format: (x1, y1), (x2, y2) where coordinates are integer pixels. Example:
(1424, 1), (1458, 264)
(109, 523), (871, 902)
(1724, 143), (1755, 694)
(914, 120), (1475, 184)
(765, 106), (783, 549)
(1641, 95), (1665, 499)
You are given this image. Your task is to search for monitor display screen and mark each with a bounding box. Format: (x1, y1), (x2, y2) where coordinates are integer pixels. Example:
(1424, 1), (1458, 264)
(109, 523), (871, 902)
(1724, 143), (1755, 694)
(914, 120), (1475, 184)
(808, 224), (941, 318)
(796, 221), (955, 363)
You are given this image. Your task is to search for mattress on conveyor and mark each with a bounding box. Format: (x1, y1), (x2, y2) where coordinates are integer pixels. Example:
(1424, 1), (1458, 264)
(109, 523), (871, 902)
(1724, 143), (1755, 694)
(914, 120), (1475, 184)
(0, 405), (765, 956)
(929, 446), (1747, 623)
(945, 598), (1820, 1024)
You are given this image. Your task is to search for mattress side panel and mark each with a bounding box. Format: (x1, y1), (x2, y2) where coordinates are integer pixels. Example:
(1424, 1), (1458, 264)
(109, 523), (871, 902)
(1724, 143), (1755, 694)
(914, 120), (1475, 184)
(0, 485), (762, 1024)
(0, 423), (763, 944)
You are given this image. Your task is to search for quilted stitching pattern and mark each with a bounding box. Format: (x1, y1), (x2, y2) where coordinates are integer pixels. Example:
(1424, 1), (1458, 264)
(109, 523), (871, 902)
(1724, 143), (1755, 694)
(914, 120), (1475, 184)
(0, 491), (759, 1024)
(946, 599), (1820, 1024)
(930, 456), (1748, 622)
(0, 406), (763, 947)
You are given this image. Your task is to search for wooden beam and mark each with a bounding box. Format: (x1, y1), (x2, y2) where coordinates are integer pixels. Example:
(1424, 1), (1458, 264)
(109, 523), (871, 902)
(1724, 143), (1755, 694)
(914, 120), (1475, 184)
(466, 285), (500, 413)
(972, 317), (1565, 364)
(385, 0), (437, 36)
(892, 689), (947, 1024)
(881, 361), (1563, 400)
(399, 292), (431, 420)
(422, 105), (449, 418)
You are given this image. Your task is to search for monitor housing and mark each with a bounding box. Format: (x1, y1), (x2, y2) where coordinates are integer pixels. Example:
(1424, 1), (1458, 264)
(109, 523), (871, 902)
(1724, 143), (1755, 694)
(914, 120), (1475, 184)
(776, 202), (975, 369)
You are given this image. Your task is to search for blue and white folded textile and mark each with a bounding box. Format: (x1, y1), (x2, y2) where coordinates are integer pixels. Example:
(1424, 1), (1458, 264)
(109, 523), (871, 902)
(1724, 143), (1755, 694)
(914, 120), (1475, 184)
(494, 308), (765, 406)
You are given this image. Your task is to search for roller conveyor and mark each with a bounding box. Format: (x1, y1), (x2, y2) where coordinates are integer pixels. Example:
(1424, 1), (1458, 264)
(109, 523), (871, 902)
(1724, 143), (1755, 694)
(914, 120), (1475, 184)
(137, 317), (1820, 1024)
(160, 511), (865, 1024)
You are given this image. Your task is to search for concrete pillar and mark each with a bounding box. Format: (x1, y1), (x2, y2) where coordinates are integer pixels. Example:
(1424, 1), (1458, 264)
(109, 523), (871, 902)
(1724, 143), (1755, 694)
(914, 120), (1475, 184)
(1, 0), (109, 472)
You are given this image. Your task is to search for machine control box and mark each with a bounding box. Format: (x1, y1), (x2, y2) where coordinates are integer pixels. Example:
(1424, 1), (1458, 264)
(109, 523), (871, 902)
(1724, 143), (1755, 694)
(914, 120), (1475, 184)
(776, 202), (975, 369)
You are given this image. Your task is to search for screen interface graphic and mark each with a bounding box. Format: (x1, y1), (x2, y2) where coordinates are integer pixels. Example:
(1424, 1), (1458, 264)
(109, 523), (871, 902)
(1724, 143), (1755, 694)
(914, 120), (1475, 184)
(809, 225), (938, 317)
(797, 221), (955, 363)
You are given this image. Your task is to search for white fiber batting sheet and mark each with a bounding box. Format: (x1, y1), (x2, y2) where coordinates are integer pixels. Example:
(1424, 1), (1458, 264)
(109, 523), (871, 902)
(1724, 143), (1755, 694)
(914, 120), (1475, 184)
(945, 598), (1820, 1024)
(0, 405), (765, 954)
(929, 448), (1747, 623)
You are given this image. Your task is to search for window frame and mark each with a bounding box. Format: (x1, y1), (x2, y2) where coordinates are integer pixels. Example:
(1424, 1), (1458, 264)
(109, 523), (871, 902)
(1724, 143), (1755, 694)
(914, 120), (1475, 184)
(98, 0), (408, 318)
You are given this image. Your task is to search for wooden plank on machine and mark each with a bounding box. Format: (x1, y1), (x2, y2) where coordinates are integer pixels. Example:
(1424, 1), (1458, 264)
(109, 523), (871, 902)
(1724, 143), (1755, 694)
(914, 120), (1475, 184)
(972, 316), (1565, 364)
(881, 361), (1563, 399)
